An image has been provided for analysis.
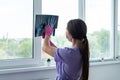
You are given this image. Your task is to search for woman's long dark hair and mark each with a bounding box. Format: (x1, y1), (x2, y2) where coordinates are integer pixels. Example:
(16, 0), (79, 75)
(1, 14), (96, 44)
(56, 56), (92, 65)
(67, 19), (90, 80)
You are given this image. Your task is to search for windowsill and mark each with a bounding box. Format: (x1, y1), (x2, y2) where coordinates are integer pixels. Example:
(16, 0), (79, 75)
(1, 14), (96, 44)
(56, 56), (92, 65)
(0, 64), (56, 75)
(0, 60), (120, 75)
(90, 59), (120, 66)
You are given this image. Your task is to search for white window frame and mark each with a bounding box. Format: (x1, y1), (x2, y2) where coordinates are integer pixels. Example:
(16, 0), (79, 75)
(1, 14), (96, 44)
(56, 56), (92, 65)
(82, 0), (120, 62)
(114, 0), (119, 59)
(40, 0), (120, 63)
(0, 0), (42, 68)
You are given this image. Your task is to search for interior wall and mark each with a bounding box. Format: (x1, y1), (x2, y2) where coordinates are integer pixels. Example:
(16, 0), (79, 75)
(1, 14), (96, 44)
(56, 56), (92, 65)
(0, 63), (120, 80)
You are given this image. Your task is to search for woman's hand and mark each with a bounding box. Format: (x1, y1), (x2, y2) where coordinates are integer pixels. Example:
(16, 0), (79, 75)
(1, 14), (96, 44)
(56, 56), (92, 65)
(42, 25), (53, 38)
(42, 25), (56, 47)
(42, 25), (56, 57)
(42, 25), (53, 47)
(45, 25), (53, 37)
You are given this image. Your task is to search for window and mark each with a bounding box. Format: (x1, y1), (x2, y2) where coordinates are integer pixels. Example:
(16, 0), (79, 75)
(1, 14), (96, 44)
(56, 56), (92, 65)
(118, 0), (120, 57)
(42, 0), (78, 59)
(85, 0), (113, 60)
(42, 0), (119, 61)
(0, 0), (33, 60)
(0, 0), (119, 69)
(0, 0), (35, 67)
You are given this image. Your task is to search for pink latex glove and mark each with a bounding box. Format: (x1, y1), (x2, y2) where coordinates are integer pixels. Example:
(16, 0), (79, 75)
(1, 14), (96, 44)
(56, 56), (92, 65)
(42, 25), (55, 46)
(42, 25), (53, 38)
(45, 25), (53, 37)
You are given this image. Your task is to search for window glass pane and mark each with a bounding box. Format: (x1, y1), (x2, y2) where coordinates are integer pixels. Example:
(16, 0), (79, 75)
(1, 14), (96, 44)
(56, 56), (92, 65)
(42, 0), (78, 59)
(0, 0), (33, 59)
(85, 0), (113, 59)
(118, 0), (120, 56)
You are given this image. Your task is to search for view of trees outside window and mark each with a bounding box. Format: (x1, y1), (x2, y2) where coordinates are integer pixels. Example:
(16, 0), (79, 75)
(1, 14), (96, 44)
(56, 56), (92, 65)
(42, 0), (78, 59)
(118, 0), (120, 56)
(0, 0), (33, 59)
(85, 0), (113, 59)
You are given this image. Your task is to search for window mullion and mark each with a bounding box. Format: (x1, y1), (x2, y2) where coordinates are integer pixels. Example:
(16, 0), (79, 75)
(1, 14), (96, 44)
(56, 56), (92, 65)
(113, 0), (118, 60)
(78, 0), (85, 20)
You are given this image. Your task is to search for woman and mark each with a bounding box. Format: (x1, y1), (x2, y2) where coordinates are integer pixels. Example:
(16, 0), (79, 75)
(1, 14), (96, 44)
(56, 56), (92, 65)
(42, 19), (90, 80)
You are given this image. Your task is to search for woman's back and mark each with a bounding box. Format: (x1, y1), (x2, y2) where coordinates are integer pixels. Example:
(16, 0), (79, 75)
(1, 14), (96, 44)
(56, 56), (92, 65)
(54, 46), (83, 80)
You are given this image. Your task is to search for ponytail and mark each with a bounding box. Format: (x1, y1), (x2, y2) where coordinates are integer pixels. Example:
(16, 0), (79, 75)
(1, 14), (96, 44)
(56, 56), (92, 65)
(79, 38), (89, 80)
(66, 19), (89, 80)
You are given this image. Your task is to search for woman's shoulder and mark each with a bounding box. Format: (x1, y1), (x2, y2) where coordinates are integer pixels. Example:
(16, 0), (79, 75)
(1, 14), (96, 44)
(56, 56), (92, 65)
(56, 46), (79, 54)
(57, 47), (72, 51)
